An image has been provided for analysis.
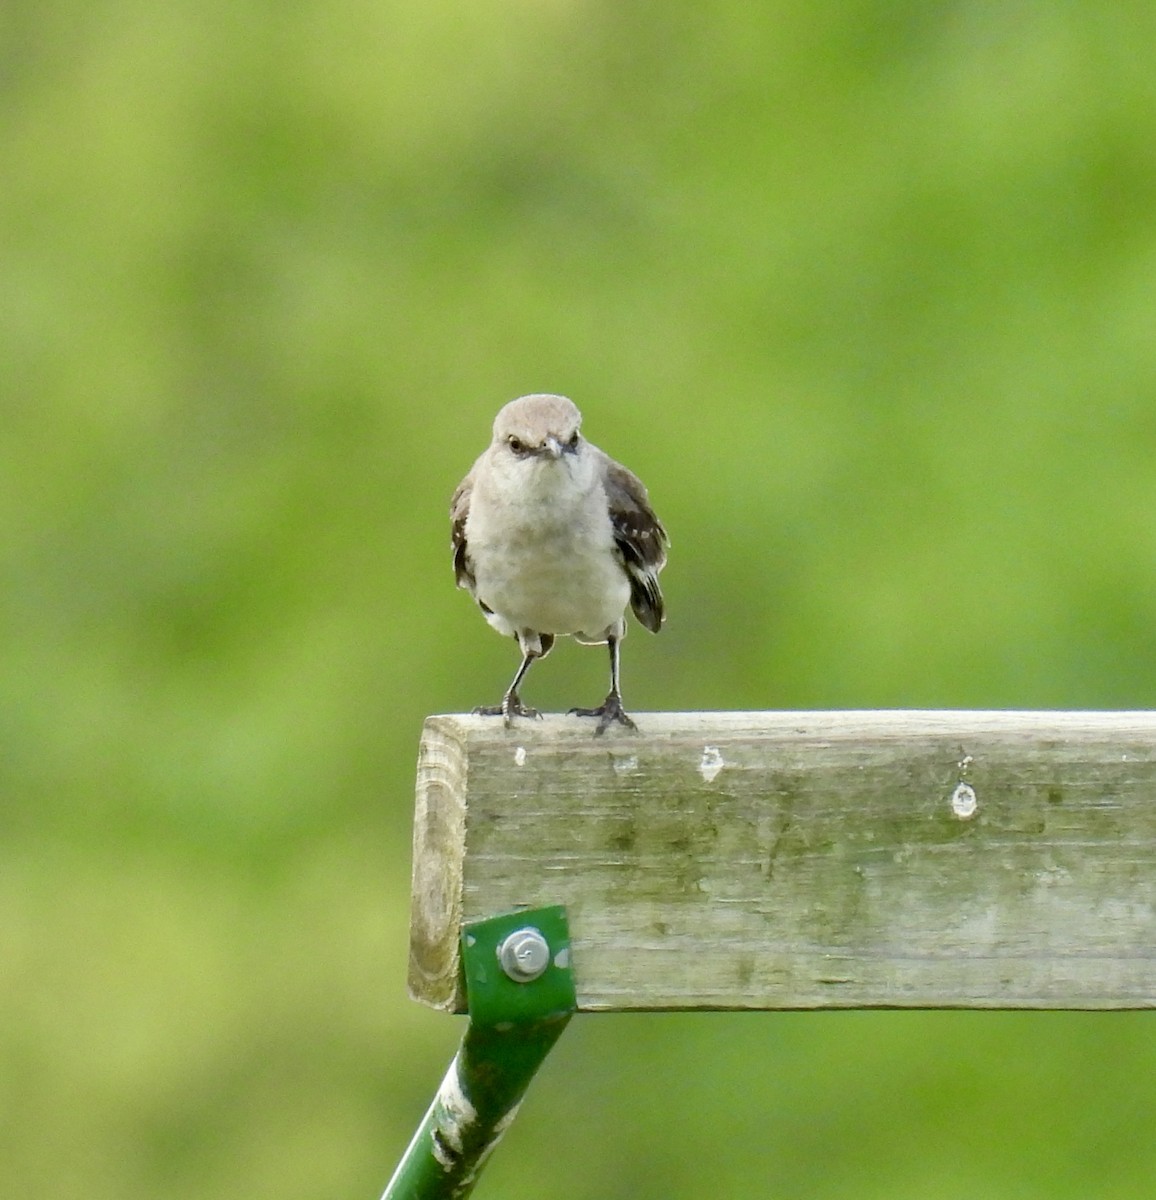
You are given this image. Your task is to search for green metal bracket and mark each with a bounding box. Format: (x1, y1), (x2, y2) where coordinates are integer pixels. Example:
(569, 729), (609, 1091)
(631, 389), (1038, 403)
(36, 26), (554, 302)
(381, 905), (576, 1200)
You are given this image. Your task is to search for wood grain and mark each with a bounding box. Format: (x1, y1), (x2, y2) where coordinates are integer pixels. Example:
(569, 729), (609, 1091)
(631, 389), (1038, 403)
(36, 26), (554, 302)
(408, 711), (1156, 1012)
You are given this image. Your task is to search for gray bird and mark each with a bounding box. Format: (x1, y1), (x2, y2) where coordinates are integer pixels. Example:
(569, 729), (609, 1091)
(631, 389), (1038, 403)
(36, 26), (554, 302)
(451, 394), (668, 732)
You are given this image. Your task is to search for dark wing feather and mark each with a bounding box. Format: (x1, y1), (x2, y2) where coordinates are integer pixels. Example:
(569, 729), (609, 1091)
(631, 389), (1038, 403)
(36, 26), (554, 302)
(600, 452), (668, 633)
(450, 468), (475, 592)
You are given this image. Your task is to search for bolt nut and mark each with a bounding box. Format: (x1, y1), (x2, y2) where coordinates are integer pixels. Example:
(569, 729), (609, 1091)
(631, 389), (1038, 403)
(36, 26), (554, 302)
(497, 927), (551, 983)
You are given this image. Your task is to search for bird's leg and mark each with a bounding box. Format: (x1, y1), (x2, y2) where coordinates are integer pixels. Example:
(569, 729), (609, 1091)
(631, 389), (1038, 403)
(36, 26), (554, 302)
(569, 634), (636, 733)
(473, 635), (551, 724)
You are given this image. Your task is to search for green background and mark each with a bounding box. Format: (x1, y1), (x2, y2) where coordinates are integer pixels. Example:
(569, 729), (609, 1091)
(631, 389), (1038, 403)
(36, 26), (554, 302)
(5, 3), (1156, 1197)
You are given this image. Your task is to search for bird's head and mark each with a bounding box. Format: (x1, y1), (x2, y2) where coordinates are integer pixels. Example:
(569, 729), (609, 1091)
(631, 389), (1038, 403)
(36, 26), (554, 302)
(492, 394), (583, 463)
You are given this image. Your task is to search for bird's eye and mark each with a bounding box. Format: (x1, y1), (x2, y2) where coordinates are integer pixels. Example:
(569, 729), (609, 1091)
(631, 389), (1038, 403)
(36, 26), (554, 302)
(567, 432), (579, 449)
(507, 436), (524, 453)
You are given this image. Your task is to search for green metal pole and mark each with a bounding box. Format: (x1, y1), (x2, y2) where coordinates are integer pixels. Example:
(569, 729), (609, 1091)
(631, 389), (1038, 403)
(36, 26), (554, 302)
(382, 906), (576, 1200)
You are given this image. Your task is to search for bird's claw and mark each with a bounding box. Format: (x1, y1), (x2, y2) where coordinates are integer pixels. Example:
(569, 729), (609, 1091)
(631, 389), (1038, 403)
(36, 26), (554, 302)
(568, 693), (637, 734)
(472, 693), (542, 725)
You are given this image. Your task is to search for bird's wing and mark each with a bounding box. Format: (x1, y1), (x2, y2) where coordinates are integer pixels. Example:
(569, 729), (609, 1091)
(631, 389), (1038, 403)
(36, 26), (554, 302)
(450, 465), (476, 592)
(600, 451), (668, 633)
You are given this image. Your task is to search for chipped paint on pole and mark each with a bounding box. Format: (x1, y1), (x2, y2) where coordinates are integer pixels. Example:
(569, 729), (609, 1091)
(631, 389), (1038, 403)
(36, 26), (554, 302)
(382, 906), (576, 1200)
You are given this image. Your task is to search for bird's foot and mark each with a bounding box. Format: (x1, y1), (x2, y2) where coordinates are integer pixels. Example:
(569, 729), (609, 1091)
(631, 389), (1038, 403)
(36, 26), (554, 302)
(472, 692), (542, 726)
(568, 692), (637, 734)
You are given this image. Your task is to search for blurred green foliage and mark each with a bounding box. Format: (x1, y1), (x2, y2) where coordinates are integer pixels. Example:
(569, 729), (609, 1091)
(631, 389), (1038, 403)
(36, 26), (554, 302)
(4, 2), (1156, 1197)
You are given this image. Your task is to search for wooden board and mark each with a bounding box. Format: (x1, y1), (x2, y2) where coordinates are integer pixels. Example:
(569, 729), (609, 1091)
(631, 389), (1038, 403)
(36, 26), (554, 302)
(407, 711), (1156, 1012)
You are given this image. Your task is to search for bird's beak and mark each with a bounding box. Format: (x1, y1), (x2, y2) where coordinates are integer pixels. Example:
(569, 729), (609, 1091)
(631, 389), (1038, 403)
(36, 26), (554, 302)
(543, 435), (563, 459)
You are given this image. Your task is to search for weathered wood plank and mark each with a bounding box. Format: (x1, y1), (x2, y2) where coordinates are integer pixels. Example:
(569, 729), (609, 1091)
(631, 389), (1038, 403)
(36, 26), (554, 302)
(408, 711), (1156, 1012)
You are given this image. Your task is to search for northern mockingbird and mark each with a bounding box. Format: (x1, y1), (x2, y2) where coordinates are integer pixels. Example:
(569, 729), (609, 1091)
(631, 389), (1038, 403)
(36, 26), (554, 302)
(451, 393), (668, 732)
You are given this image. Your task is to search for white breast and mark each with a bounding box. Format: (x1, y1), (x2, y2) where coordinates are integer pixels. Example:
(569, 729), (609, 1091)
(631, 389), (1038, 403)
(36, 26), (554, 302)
(466, 454), (630, 640)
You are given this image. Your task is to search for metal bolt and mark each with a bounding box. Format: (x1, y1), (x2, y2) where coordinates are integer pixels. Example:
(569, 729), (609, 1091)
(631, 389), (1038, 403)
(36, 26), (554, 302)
(497, 927), (551, 983)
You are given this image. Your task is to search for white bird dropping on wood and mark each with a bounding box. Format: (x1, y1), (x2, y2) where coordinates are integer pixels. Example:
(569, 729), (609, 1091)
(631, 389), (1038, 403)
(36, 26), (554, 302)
(951, 781), (978, 820)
